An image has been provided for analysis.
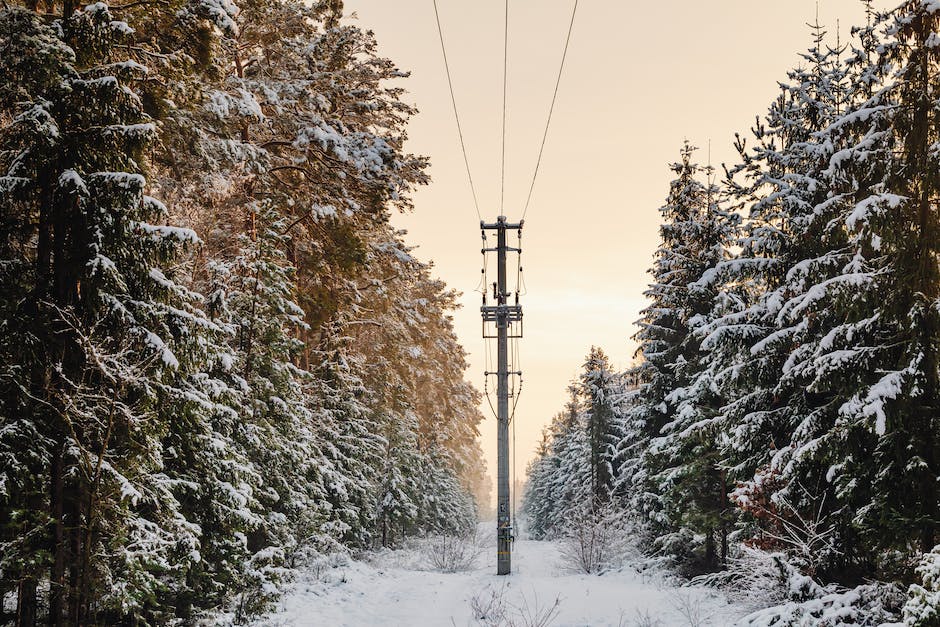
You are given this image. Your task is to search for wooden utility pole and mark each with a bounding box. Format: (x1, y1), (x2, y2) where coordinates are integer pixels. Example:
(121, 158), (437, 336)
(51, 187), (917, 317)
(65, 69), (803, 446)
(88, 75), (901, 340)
(481, 216), (522, 575)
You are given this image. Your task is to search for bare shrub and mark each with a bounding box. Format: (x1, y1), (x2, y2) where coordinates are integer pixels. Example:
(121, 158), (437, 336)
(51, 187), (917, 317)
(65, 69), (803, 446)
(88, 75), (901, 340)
(669, 590), (713, 627)
(425, 529), (486, 573)
(469, 584), (510, 627)
(731, 470), (842, 574)
(691, 545), (821, 610)
(558, 500), (634, 574)
(511, 590), (561, 627)
(308, 551), (350, 582)
(630, 608), (665, 627)
(468, 585), (562, 627)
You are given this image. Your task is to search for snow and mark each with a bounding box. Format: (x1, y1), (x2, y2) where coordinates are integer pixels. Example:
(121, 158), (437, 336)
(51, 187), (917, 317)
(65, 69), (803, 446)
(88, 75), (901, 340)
(89, 171), (145, 190)
(58, 169), (88, 194)
(206, 89), (264, 121)
(254, 525), (744, 626)
(293, 124), (393, 175)
(101, 123), (155, 140)
(82, 1), (109, 13)
(144, 329), (179, 369)
(109, 19), (135, 36)
(198, 0), (240, 35)
(137, 221), (200, 244)
(740, 583), (903, 626)
(780, 272), (873, 320)
(840, 365), (915, 435)
(845, 192), (906, 231)
(905, 546), (940, 623)
(104, 59), (149, 75)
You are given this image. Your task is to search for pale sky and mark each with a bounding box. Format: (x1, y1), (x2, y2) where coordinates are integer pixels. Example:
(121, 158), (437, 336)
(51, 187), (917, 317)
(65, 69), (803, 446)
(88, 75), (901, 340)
(342, 0), (884, 494)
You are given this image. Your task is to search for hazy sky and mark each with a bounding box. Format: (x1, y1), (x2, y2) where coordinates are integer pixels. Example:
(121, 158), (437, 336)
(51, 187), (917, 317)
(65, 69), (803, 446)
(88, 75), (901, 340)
(342, 0), (884, 492)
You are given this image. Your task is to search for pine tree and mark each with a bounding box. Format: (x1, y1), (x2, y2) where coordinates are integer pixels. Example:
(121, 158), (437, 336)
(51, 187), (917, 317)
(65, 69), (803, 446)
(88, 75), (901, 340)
(0, 9), (77, 621)
(805, 1), (940, 565)
(522, 427), (556, 539)
(659, 160), (735, 571)
(545, 394), (592, 533)
(619, 142), (736, 570)
(522, 386), (590, 539)
(0, 0), (491, 620)
(701, 24), (856, 576)
(375, 404), (421, 547)
(579, 347), (622, 503)
(524, 355), (626, 541)
(0, 3), (238, 621)
(311, 329), (383, 549)
(178, 199), (320, 619)
(904, 545), (940, 626)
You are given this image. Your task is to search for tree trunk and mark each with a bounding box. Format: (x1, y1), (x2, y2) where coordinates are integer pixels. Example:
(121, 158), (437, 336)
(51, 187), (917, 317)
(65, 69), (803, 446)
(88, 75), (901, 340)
(48, 445), (65, 627)
(16, 577), (38, 627)
(911, 34), (938, 555)
(920, 415), (937, 554)
(78, 477), (100, 627)
(704, 526), (715, 570)
(67, 491), (82, 627)
(719, 468), (729, 567)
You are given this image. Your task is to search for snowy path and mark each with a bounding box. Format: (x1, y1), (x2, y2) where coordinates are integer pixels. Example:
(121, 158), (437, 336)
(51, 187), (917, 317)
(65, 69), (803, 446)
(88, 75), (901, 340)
(256, 527), (747, 626)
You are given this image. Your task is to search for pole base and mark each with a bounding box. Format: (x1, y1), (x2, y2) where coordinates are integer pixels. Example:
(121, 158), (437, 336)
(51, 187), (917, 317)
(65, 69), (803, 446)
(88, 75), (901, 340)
(497, 523), (512, 575)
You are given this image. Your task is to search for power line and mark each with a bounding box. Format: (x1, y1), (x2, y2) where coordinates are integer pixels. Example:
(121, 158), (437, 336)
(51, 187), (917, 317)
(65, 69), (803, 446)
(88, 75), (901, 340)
(521, 0), (579, 221)
(508, 329), (522, 532)
(475, 237), (489, 294)
(483, 323), (498, 419)
(511, 383), (518, 530)
(500, 0), (509, 216)
(432, 0), (482, 221)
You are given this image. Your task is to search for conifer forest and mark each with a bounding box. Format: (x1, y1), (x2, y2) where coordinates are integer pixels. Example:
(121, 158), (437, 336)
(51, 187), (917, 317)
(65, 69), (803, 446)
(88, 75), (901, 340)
(4, 0), (940, 625)
(0, 0), (487, 623)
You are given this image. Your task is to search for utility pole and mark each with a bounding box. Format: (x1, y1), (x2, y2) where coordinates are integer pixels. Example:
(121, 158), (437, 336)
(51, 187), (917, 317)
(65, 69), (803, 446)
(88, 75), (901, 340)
(481, 215), (523, 576)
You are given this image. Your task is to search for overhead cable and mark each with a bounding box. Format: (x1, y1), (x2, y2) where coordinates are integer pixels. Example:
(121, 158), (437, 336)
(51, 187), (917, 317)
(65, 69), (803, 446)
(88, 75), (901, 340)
(500, 0), (509, 216)
(432, 0), (482, 221)
(521, 0), (579, 221)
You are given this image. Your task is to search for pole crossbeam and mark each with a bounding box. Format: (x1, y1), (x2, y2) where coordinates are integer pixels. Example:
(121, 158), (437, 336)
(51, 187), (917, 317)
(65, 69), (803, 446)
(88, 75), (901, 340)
(480, 215), (523, 576)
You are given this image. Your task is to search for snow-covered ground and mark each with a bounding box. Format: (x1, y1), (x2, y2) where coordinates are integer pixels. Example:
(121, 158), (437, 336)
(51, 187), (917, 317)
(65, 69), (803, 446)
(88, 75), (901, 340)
(255, 525), (748, 626)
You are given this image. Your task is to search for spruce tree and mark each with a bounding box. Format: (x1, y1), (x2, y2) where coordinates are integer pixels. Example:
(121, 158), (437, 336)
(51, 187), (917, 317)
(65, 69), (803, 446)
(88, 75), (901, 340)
(620, 142), (736, 570)
(0, 3), (236, 621)
(808, 1), (940, 565)
(522, 386), (589, 539)
(579, 347), (622, 503)
(522, 427), (556, 539)
(703, 24), (856, 576)
(905, 545), (940, 625)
